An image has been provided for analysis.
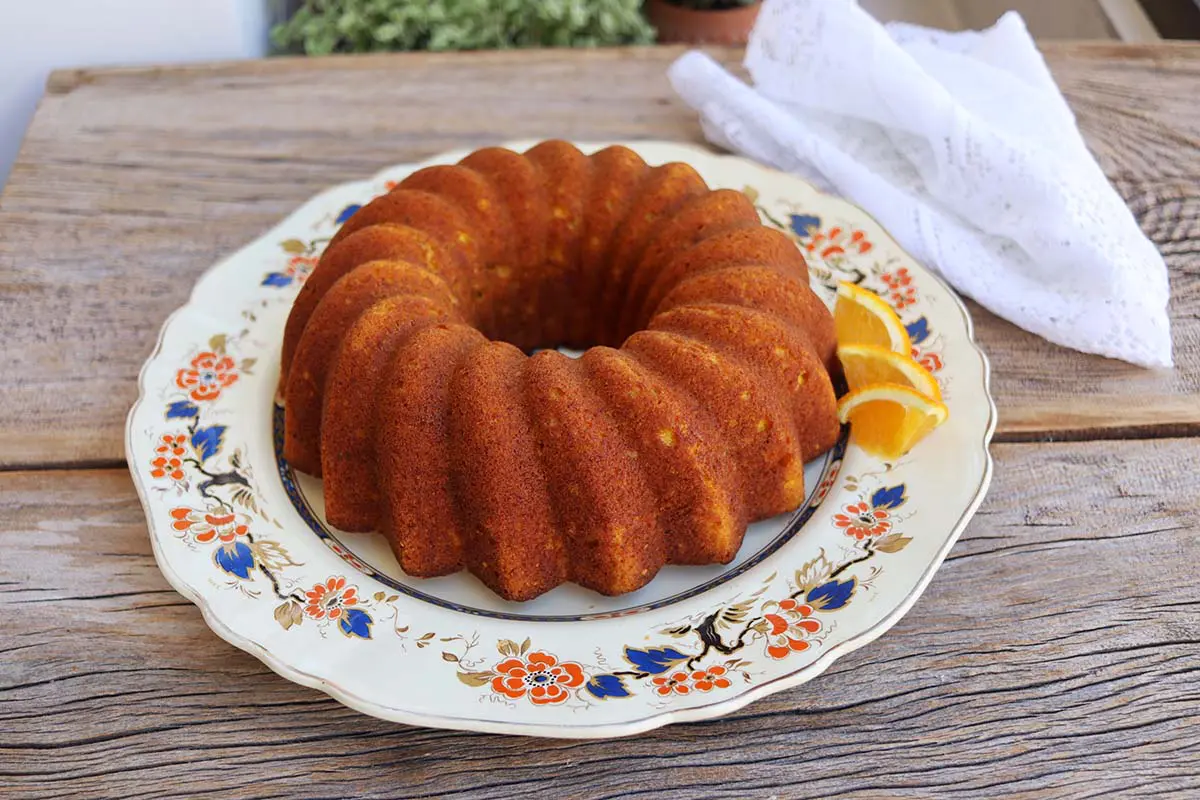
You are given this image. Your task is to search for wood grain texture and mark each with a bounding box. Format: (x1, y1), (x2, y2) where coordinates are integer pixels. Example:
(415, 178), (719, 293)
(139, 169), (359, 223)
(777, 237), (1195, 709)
(2, 439), (1198, 799)
(0, 43), (1198, 467)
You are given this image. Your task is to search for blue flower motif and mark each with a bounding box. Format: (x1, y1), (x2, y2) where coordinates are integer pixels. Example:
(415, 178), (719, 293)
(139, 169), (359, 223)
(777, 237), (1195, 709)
(807, 578), (856, 611)
(338, 607), (373, 639)
(789, 214), (821, 237)
(585, 674), (632, 699)
(261, 272), (293, 287)
(214, 540), (255, 580)
(906, 317), (930, 345)
(191, 425), (226, 461)
(871, 484), (907, 510)
(166, 400), (199, 419)
(336, 204), (362, 225)
(624, 646), (689, 675)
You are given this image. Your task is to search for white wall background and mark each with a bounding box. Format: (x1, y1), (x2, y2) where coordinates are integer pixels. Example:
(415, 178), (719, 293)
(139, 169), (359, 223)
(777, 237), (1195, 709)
(0, 0), (275, 190)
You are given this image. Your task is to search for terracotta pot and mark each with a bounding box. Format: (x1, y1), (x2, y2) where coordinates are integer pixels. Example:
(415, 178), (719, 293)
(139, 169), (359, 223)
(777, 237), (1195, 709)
(647, 0), (762, 46)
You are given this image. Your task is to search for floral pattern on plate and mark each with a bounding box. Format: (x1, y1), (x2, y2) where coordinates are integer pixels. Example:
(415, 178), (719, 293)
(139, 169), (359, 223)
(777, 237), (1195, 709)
(128, 141), (994, 737)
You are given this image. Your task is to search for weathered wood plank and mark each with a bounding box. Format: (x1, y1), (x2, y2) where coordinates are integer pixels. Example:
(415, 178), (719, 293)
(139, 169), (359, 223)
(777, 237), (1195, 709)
(2, 439), (1198, 798)
(963, 44), (1200, 440)
(0, 43), (1197, 467)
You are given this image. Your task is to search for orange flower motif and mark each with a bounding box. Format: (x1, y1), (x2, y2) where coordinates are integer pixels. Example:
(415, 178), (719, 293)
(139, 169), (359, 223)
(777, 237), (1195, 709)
(652, 665), (733, 696)
(151, 434), (188, 482)
(833, 501), (892, 540)
(304, 576), (359, 621)
(763, 598), (822, 660)
(285, 255), (318, 285)
(811, 464), (841, 508)
(156, 433), (187, 457)
(652, 671), (694, 696)
(890, 286), (917, 309)
(170, 506), (250, 543)
(175, 351), (238, 403)
(490, 651), (585, 705)
(881, 267), (912, 289)
(326, 541), (372, 573)
(693, 665), (732, 692)
(804, 226), (873, 259)
(882, 269), (918, 309)
(913, 347), (943, 373)
(151, 455), (185, 482)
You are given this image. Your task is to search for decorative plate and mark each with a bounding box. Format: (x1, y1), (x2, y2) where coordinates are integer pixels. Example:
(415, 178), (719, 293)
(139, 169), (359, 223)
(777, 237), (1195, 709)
(128, 141), (996, 738)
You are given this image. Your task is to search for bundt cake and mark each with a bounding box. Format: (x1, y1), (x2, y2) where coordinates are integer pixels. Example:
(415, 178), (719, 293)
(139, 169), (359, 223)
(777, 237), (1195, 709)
(281, 140), (841, 601)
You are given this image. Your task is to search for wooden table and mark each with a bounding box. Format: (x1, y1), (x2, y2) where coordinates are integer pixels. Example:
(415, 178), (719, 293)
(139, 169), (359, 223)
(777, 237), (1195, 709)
(1, 44), (1197, 798)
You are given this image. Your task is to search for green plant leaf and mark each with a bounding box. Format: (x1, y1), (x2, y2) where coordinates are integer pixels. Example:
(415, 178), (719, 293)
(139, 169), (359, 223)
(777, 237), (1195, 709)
(272, 0), (655, 55)
(374, 22), (401, 41)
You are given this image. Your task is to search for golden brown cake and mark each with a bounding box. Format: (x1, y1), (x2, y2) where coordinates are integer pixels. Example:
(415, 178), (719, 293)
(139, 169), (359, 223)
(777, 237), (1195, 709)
(281, 140), (841, 601)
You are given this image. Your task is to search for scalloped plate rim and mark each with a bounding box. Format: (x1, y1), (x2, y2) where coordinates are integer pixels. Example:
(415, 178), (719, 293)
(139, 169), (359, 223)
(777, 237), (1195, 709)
(126, 140), (997, 739)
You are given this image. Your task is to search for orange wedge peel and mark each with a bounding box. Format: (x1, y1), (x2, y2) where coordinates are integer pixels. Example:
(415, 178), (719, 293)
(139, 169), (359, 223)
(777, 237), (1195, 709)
(836, 383), (949, 460)
(833, 282), (947, 458)
(837, 343), (941, 401)
(834, 281), (911, 353)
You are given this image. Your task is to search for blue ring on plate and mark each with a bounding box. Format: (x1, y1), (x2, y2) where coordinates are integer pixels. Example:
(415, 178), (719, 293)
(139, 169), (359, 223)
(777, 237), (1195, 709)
(274, 403), (847, 622)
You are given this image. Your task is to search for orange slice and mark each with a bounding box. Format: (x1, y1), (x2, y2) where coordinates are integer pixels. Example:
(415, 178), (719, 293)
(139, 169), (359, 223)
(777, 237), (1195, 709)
(834, 281), (911, 353)
(837, 343), (941, 400)
(836, 384), (949, 460)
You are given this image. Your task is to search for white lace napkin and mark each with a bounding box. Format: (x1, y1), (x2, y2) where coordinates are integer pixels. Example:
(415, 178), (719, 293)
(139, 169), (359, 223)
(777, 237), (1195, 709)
(668, 0), (1173, 367)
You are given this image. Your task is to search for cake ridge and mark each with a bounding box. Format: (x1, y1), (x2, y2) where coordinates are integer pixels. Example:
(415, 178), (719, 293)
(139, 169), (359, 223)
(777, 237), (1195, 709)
(637, 225), (812, 334)
(284, 259), (460, 475)
(578, 146), (650, 346)
(582, 346), (746, 566)
(460, 147), (554, 350)
(449, 341), (568, 601)
(321, 293), (458, 532)
(624, 328), (806, 518)
(619, 188), (761, 339)
(597, 161), (707, 346)
(524, 140), (596, 348)
(281, 224), (467, 383)
(396, 165), (518, 340)
(525, 349), (665, 595)
(649, 301), (839, 461)
(378, 322), (487, 578)
(658, 264), (838, 373)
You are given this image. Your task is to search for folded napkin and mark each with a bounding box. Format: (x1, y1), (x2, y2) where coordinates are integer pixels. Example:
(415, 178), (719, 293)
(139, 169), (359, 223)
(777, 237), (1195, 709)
(668, 0), (1173, 367)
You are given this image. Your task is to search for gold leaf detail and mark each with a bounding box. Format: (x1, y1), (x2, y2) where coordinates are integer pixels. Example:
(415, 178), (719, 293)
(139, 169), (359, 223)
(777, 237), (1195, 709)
(251, 540), (301, 571)
(273, 600), (302, 630)
(717, 600), (753, 630)
(457, 671), (493, 688)
(794, 549), (833, 593)
(874, 534), (912, 554)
